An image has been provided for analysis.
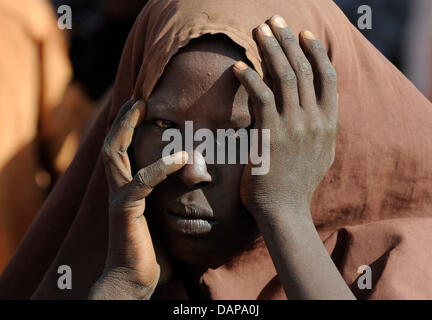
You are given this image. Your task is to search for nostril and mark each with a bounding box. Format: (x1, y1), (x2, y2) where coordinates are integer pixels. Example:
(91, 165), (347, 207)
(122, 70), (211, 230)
(186, 171), (212, 189)
(177, 166), (213, 189)
(193, 181), (210, 189)
(175, 150), (213, 189)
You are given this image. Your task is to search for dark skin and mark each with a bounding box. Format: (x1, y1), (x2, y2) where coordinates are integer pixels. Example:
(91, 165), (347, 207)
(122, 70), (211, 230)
(89, 16), (355, 300)
(133, 34), (260, 268)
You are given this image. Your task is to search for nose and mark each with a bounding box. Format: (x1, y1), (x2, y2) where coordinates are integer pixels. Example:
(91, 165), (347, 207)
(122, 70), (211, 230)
(176, 150), (212, 188)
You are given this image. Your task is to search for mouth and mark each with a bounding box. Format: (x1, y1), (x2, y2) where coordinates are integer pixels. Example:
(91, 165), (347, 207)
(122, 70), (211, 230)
(163, 203), (216, 235)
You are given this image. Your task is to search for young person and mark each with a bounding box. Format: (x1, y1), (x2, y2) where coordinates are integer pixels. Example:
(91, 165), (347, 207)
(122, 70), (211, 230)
(1, 0), (432, 300)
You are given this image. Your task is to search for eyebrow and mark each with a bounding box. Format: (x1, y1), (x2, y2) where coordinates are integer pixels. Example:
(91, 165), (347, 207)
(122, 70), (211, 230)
(146, 101), (181, 117)
(147, 100), (251, 128)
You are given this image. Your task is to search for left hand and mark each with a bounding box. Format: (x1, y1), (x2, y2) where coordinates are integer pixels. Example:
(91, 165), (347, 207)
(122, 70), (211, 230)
(234, 15), (340, 220)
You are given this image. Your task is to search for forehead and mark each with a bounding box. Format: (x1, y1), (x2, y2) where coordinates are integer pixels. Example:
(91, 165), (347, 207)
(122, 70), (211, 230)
(146, 36), (252, 128)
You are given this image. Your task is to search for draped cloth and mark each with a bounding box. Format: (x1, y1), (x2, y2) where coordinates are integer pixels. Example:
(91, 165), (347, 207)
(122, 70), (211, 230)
(1, 0), (432, 299)
(0, 0), (73, 272)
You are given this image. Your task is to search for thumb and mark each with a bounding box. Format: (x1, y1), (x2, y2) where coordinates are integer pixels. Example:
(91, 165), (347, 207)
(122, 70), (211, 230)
(115, 151), (189, 220)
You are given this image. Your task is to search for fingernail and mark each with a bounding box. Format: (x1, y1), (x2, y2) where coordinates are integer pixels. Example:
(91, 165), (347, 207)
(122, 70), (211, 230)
(258, 24), (273, 37)
(271, 15), (287, 28)
(171, 151), (188, 164)
(131, 100), (140, 110)
(130, 100), (146, 123)
(302, 30), (316, 40)
(233, 61), (248, 71)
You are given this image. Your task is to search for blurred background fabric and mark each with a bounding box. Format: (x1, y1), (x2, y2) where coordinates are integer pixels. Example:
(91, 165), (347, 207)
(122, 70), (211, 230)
(334, 0), (432, 100)
(0, 0), (148, 274)
(0, 0), (72, 271)
(50, 0), (147, 101)
(402, 0), (432, 100)
(334, 0), (411, 69)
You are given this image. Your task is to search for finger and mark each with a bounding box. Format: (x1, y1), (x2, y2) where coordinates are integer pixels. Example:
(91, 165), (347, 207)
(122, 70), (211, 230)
(109, 100), (146, 154)
(300, 31), (338, 114)
(126, 151), (189, 202)
(103, 100), (146, 191)
(109, 151), (188, 275)
(255, 23), (299, 111)
(111, 97), (133, 128)
(233, 61), (277, 127)
(268, 15), (317, 110)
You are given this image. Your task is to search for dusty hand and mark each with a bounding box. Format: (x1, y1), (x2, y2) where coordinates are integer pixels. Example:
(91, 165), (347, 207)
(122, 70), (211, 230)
(234, 16), (339, 219)
(89, 98), (188, 299)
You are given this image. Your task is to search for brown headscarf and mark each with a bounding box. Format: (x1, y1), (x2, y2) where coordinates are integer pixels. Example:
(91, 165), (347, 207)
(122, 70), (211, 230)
(1, 0), (432, 300)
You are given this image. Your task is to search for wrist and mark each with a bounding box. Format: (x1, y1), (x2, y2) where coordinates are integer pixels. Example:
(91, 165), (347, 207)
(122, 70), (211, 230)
(250, 201), (312, 224)
(252, 204), (318, 247)
(89, 268), (158, 300)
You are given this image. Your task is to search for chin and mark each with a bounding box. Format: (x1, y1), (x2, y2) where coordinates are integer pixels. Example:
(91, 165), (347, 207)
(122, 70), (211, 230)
(161, 228), (261, 268)
(160, 233), (227, 267)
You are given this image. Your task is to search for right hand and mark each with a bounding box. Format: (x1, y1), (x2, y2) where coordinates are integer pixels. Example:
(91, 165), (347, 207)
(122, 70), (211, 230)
(89, 98), (188, 300)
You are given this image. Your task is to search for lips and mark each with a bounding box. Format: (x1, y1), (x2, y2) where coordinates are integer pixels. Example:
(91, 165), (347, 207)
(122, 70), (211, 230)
(163, 202), (216, 235)
(167, 202), (215, 220)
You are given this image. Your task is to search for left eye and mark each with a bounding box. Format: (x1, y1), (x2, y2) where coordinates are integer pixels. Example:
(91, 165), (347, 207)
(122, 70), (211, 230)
(154, 119), (178, 129)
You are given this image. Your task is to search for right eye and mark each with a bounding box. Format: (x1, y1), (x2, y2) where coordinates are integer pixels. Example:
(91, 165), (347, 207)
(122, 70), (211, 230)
(154, 119), (179, 129)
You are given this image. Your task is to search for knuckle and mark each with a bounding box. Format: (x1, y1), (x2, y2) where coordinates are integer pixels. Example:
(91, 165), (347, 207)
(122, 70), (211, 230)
(264, 37), (281, 51)
(322, 121), (338, 139)
(307, 119), (324, 137)
(291, 122), (306, 138)
(256, 89), (275, 105)
(135, 169), (151, 189)
(102, 142), (114, 160)
(310, 40), (325, 54)
(321, 64), (338, 84)
(277, 67), (297, 88)
(243, 69), (260, 83)
(279, 29), (297, 45)
(297, 61), (313, 79)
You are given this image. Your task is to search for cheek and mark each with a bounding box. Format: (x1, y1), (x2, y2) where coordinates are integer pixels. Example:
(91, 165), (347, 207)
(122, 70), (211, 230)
(132, 124), (165, 169)
(209, 163), (244, 204)
(221, 164), (243, 186)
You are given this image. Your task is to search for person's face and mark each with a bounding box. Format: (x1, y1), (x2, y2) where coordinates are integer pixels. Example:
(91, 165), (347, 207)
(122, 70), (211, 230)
(133, 36), (260, 267)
